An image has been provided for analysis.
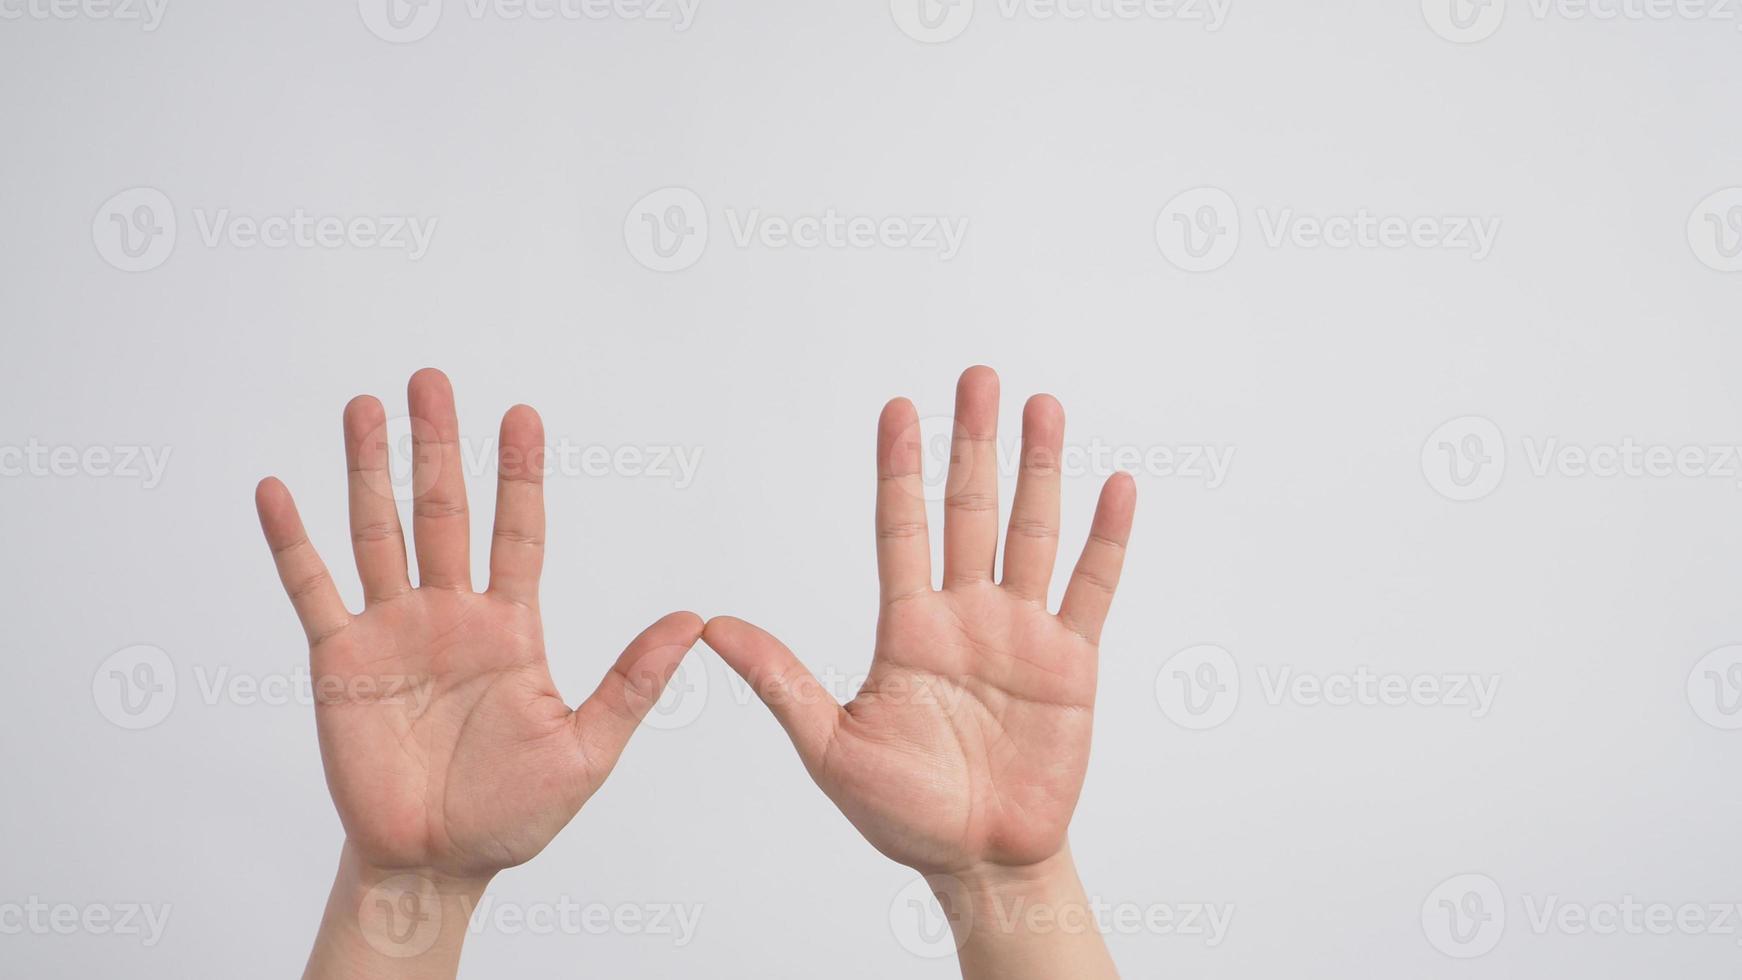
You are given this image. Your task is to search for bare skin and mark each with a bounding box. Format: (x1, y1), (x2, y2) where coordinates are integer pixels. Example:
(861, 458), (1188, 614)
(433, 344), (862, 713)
(703, 366), (1136, 979)
(256, 369), (701, 979)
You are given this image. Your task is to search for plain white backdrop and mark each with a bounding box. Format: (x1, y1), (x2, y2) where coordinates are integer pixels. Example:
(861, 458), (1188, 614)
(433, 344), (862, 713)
(3, 1), (1741, 976)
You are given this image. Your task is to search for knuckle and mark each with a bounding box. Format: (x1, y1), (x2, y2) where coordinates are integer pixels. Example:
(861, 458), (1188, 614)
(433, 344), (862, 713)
(287, 569), (333, 601)
(491, 526), (544, 549)
(883, 587), (931, 608)
(413, 499), (468, 521)
(1007, 516), (1059, 541)
(1021, 447), (1061, 474)
(351, 519), (402, 544)
(945, 490), (998, 513)
(269, 534), (308, 558)
(611, 661), (665, 719)
(1073, 567), (1119, 596)
(1088, 532), (1127, 552)
(877, 520), (928, 541)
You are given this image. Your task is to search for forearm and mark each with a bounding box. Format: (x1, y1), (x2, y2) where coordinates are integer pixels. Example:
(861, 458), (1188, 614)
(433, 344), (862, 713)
(303, 843), (490, 980)
(942, 849), (1119, 980)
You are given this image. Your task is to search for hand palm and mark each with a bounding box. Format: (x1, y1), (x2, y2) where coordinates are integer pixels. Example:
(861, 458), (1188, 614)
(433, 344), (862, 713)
(824, 588), (1098, 871)
(705, 367), (1134, 877)
(311, 592), (582, 877)
(257, 370), (699, 881)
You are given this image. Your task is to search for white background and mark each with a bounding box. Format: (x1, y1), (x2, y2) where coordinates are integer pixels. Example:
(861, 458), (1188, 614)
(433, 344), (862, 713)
(3, 0), (1741, 976)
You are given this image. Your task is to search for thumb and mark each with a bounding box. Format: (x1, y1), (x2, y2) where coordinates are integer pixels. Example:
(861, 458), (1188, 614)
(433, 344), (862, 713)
(701, 616), (841, 771)
(571, 610), (705, 769)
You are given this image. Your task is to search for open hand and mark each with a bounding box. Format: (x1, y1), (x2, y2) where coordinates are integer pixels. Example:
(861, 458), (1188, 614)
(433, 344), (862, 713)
(702, 366), (1135, 878)
(256, 369), (701, 885)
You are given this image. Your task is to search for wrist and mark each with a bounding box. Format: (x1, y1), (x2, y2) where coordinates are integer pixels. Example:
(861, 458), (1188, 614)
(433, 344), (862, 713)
(927, 849), (1089, 942)
(303, 843), (493, 979)
(340, 841), (497, 902)
(921, 848), (1120, 979)
(946, 850), (1080, 900)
